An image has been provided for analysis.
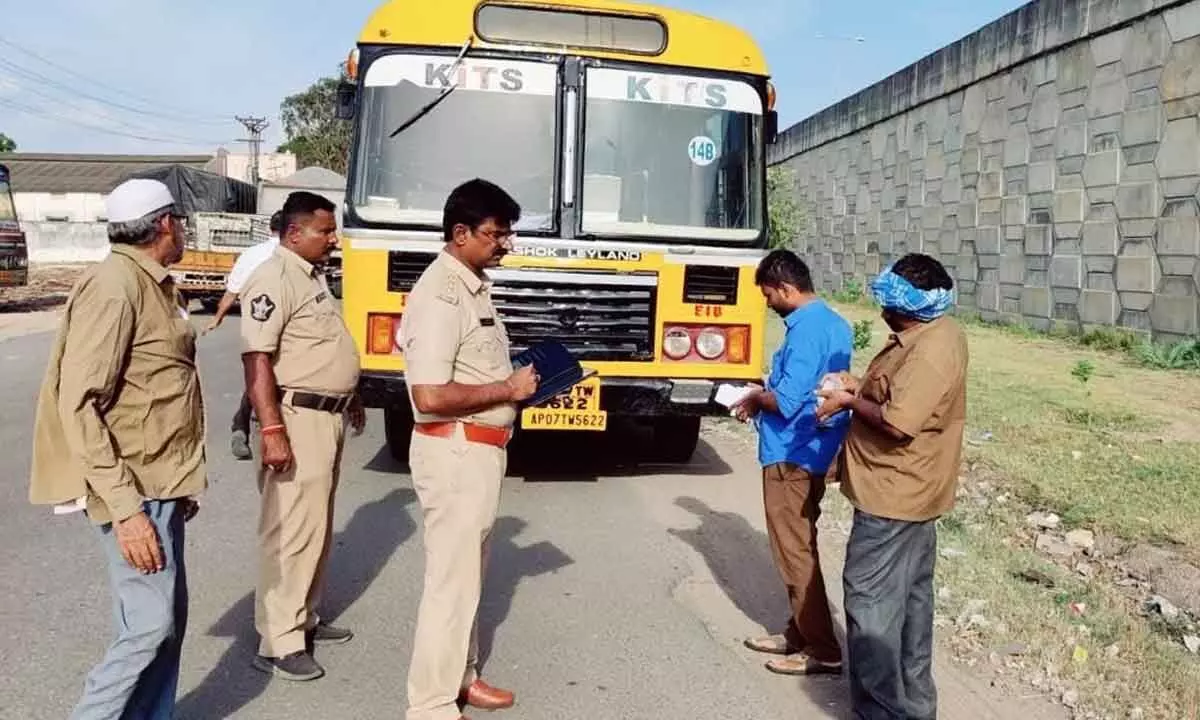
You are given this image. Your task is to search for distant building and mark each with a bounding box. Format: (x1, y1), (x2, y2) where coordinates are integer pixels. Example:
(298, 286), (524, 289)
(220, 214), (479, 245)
(2, 153), (212, 224)
(0, 150), (304, 263)
(258, 166), (347, 227)
(208, 148), (297, 185)
(0, 153), (213, 263)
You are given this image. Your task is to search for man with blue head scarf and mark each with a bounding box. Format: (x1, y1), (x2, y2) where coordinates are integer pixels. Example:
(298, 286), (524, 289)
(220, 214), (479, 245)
(814, 253), (968, 720)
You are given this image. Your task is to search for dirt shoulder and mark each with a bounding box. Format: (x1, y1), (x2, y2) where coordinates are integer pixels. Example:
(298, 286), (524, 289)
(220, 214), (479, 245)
(0, 265), (87, 342)
(658, 420), (1069, 720)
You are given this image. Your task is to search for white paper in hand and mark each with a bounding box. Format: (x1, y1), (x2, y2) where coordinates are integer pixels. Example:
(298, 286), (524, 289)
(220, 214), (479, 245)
(715, 383), (755, 408)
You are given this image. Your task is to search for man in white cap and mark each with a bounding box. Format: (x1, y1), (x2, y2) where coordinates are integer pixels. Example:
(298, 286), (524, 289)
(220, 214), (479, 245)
(29, 177), (207, 719)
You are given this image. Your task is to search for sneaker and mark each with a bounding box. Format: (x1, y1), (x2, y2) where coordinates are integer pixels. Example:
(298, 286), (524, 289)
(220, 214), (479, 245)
(308, 621), (353, 646)
(231, 430), (252, 461)
(252, 651), (325, 681)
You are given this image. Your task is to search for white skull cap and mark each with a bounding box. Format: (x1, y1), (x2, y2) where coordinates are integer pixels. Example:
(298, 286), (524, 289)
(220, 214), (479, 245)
(105, 178), (177, 223)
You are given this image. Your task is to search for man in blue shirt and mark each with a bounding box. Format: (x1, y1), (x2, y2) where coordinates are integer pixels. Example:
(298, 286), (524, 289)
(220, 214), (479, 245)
(732, 249), (853, 676)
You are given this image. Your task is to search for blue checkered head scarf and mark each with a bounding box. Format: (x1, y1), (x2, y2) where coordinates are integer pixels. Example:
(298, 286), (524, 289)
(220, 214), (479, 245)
(869, 263), (955, 321)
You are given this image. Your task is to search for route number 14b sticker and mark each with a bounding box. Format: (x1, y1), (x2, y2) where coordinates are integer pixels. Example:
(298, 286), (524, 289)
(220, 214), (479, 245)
(688, 136), (718, 166)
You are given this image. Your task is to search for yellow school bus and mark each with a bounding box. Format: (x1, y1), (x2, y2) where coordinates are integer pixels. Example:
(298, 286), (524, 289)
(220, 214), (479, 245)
(338, 0), (779, 462)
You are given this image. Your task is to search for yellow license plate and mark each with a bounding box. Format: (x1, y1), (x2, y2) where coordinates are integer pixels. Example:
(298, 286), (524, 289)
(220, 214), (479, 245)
(520, 376), (607, 431)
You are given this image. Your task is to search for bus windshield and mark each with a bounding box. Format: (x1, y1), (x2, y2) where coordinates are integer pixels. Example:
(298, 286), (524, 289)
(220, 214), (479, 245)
(580, 67), (763, 243)
(0, 167), (17, 228)
(352, 53), (559, 231)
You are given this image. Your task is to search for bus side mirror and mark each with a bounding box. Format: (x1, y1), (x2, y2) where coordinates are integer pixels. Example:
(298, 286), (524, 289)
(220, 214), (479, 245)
(335, 82), (357, 120)
(765, 110), (779, 145)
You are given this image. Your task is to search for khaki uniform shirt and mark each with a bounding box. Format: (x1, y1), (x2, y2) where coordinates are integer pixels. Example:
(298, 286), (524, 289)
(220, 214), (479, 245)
(240, 246), (360, 396)
(29, 244), (207, 526)
(400, 251), (516, 429)
(838, 316), (969, 522)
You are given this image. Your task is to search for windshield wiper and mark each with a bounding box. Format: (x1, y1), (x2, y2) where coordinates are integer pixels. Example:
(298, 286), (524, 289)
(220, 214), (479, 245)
(388, 35), (474, 139)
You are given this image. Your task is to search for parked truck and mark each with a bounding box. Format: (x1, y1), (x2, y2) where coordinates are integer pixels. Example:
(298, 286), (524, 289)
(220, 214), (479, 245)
(125, 164), (258, 309)
(0, 163), (29, 288)
(123, 164), (342, 307)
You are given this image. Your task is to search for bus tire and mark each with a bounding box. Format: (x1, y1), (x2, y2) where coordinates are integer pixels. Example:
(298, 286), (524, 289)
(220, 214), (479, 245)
(384, 404), (414, 464)
(651, 416), (701, 464)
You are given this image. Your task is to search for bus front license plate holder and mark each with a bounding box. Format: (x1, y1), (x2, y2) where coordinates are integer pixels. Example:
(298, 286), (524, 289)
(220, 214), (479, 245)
(520, 376), (607, 431)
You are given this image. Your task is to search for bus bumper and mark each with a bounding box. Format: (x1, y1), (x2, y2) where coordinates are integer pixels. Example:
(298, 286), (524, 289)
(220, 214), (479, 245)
(357, 370), (732, 417)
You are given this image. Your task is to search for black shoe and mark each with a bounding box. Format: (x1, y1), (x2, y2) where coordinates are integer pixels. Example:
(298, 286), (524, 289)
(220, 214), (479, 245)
(307, 622), (353, 646)
(252, 651), (324, 681)
(231, 430), (252, 461)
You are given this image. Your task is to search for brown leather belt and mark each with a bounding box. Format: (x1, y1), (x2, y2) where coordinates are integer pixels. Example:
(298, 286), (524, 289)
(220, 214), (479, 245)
(415, 421), (512, 449)
(283, 390), (352, 414)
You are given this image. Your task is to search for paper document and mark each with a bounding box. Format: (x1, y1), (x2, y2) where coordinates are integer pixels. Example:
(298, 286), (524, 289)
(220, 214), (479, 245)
(714, 383), (756, 408)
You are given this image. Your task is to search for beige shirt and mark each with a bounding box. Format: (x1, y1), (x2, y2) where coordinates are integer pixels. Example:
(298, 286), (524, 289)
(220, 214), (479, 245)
(838, 316), (969, 522)
(29, 244), (208, 526)
(240, 246), (361, 396)
(400, 251), (516, 429)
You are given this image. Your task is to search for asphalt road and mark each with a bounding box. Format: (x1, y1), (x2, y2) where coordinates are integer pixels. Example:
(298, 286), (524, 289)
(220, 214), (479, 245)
(0, 316), (1063, 720)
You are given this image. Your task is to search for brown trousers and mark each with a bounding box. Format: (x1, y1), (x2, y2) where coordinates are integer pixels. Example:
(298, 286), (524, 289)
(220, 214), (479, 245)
(763, 462), (842, 664)
(255, 404), (345, 657)
(406, 426), (505, 720)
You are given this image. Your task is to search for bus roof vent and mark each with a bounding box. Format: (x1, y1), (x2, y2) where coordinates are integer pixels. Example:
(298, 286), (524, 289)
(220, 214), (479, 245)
(475, 4), (667, 55)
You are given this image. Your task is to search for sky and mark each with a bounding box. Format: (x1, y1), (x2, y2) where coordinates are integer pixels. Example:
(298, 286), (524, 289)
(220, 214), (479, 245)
(0, 0), (1030, 156)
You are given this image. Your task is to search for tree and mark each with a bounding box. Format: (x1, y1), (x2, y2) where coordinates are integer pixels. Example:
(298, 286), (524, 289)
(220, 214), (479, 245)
(0, 133), (15, 153)
(278, 66), (351, 174)
(766, 165), (806, 250)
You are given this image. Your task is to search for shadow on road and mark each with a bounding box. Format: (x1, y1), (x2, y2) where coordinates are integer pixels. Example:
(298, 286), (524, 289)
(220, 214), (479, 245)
(176, 488), (417, 720)
(477, 516), (574, 671)
(0, 294), (69, 313)
(669, 496), (850, 719)
(360, 419), (734, 482)
(364, 444), (410, 475)
(509, 421), (734, 481)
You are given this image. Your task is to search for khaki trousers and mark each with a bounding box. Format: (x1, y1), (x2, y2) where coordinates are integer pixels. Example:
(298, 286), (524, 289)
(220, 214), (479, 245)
(255, 404), (345, 658)
(763, 462), (842, 664)
(406, 426), (504, 720)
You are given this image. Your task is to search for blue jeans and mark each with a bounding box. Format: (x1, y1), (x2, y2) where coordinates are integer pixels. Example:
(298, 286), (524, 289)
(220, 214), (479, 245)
(71, 499), (189, 720)
(843, 510), (938, 720)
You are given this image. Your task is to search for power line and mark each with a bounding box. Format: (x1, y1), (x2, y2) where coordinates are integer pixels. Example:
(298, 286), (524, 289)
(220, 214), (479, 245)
(0, 55), (234, 132)
(11, 80), (232, 146)
(0, 56), (230, 128)
(0, 97), (236, 147)
(0, 34), (231, 125)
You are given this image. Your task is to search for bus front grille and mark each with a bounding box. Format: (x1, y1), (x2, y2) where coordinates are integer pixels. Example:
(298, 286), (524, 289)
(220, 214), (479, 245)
(385, 252), (656, 362)
(489, 270), (657, 362)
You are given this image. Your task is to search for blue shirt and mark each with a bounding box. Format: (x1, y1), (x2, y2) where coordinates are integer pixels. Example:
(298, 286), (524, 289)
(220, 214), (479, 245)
(756, 299), (853, 473)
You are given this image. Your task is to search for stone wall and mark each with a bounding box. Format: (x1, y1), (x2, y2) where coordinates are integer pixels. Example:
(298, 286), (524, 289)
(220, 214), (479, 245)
(769, 0), (1200, 340)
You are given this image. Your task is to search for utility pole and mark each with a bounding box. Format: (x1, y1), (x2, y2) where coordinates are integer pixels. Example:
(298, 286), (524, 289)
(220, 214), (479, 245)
(236, 115), (269, 186)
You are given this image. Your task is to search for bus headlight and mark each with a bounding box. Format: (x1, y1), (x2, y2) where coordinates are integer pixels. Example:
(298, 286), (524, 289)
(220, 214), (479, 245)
(662, 326), (692, 360)
(695, 327), (726, 360)
(661, 324), (752, 364)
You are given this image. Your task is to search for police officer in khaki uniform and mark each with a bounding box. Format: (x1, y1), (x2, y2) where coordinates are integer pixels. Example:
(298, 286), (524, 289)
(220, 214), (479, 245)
(240, 191), (365, 682)
(30, 178), (204, 719)
(400, 179), (538, 720)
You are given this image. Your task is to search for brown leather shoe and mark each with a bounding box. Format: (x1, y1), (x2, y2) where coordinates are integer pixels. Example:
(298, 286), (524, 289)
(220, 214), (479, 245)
(458, 679), (515, 710)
